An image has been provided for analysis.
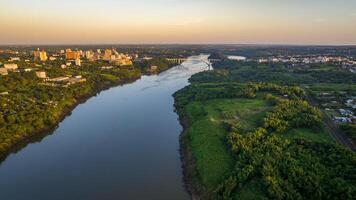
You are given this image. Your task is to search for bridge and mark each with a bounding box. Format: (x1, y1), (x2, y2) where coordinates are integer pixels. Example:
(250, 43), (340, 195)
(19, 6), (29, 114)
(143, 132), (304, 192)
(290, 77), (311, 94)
(170, 57), (213, 71)
(166, 58), (188, 64)
(200, 59), (213, 70)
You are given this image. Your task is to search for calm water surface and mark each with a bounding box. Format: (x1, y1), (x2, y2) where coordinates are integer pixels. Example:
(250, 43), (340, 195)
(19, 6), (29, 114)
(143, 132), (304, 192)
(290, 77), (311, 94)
(0, 55), (209, 200)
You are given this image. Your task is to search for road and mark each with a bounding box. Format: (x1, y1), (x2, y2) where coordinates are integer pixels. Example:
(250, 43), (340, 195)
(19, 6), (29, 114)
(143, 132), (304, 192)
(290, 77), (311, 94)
(305, 90), (356, 151)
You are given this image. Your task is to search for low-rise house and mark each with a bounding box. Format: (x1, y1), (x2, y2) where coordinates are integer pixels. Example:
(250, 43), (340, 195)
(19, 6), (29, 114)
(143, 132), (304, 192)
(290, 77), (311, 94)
(334, 117), (352, 123)
(150, 65), (158, 71)
(65, 77), (86, 86)
(23, 68), (34, 72)
(339, 109), (353, 117)
(48, 76), (70, 82)
(35, 71), (47, 79)
(9, 57), (20, 61)
(345, 99), (356, 109)
(0, 68), (8, 75)
(4, 63), (18, 71)
(101, 66), (113, 70)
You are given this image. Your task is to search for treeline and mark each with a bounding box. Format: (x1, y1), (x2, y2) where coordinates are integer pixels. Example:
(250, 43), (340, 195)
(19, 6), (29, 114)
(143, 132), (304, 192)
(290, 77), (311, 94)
(189, 60), (356, 85)
(174, 82), (305, 113)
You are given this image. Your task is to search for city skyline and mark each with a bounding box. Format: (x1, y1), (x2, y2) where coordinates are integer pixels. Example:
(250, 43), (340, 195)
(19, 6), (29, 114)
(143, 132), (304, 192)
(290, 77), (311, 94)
(1, 0), (356, 45)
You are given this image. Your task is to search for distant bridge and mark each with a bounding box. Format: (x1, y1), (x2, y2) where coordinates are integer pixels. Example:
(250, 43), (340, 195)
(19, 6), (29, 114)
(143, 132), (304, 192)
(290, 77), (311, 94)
(169, 57), (213, 70)
(166, 58), (188, 64)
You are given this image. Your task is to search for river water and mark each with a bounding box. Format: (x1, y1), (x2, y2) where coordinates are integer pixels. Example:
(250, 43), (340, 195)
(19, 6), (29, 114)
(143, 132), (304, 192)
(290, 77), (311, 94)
(0, 55), (209, 200)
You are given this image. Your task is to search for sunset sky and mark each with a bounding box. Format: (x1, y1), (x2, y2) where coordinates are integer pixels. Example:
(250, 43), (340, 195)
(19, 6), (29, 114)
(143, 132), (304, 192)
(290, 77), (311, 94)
(0, 0), (356, 45)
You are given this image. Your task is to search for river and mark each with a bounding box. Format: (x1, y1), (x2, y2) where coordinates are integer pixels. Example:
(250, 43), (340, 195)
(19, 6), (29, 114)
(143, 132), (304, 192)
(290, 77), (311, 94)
(0, 55), (210, 200)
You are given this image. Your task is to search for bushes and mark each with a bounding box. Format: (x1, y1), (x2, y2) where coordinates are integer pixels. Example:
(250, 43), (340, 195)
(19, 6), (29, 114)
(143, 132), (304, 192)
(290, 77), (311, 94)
(339, 123), (356, 141)
(263, 99), (322, 133)
(219, 132), (356, 200)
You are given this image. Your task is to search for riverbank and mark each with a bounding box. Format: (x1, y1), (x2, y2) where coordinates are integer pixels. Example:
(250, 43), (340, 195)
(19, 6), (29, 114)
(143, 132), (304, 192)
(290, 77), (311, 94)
(0, 63), (176, 162)
(177, 115), (212, 200)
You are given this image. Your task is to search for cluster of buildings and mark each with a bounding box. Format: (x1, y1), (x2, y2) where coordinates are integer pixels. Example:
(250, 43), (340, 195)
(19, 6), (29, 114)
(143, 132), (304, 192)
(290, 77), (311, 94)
(32, 48), (134, 67)
(334, 109), (355, 123)
(102, 49), (133, 66)
(255, 55), (353, 64)
(251, 55), (356, 72)
(333, 98), (356, 123)
(0, 63), (18, 75)
(35, 71), (86, 87)
(0, 47), (136, 75)
(0, 47), (138, 88)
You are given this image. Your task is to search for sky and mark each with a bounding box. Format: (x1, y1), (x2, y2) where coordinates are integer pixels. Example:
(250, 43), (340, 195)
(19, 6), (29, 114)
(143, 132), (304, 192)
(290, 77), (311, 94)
(0, 0), (356, 45)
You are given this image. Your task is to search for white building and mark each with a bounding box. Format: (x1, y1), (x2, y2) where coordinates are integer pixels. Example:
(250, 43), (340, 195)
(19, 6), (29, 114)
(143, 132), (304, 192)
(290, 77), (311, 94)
(75, 58), (81, 66)
(0, 68), (8, 75)
(35, 71), (47, 79)
(4, 63), (18, 70)
(9, 57), (20, 61)
(85, 50), (94, 59)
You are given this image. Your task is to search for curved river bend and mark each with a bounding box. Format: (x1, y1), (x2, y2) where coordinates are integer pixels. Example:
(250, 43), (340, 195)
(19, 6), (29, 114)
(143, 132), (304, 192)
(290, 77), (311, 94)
(0, 55), (209, 200)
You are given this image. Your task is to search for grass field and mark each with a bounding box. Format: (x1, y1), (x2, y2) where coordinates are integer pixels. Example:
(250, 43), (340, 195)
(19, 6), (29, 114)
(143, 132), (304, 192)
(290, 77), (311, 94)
(185, 98), (271, 191)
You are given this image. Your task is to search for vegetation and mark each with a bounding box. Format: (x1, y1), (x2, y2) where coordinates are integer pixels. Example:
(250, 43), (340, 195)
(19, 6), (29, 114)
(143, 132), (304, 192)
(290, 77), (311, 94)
(136, 57), (176, 73)
(340, 123), (356, 141)
(175, 81), (355, 199)
(189, 60), (356, 85)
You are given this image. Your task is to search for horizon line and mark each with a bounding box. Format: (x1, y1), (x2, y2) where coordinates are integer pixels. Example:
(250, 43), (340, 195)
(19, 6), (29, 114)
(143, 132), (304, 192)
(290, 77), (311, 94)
(1, 43), (356, 47)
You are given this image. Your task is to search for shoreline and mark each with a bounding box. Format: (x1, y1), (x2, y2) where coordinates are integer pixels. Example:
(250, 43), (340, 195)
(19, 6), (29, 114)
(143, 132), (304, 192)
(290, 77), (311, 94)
(175, 107), (212, 200)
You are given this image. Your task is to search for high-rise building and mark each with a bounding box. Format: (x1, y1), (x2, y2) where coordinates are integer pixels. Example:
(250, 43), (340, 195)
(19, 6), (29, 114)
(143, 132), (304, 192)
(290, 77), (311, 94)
(85, 50), (94, 60)
(65, 49), (80, 60)
(75, 58), (81, 66)
(103, 49), (112, 61)
(33, 48), (40, 59)
(34, 49), (48, 61)
(39, 51), (48, 61)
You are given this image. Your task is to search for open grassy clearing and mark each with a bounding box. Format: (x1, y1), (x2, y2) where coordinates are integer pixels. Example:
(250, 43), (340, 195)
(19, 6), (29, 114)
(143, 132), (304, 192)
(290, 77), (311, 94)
(185, 98), (271, 191)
